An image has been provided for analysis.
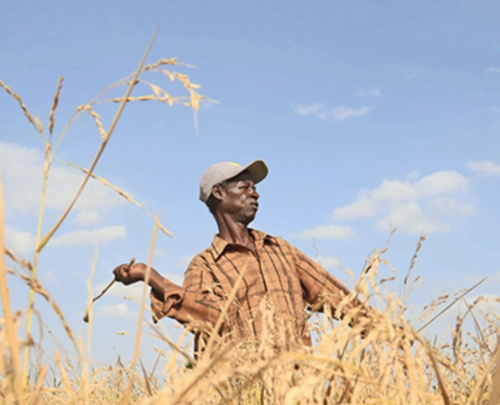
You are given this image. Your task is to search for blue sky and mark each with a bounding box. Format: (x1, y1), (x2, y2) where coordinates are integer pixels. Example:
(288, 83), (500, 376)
(1, 0), (500, 366)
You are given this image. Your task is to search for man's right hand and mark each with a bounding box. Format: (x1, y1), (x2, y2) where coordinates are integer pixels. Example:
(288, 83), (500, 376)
(113, 262), (147, 285)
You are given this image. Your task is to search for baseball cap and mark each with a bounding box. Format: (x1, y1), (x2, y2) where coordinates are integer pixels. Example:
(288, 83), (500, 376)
(199, 160), (269, 203)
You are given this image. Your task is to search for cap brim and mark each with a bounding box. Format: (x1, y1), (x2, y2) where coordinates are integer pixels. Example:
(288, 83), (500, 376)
(243, 159), (268, 184)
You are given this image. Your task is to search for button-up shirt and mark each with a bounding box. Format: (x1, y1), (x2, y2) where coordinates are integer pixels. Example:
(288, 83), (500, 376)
(150, 229), (358, 347)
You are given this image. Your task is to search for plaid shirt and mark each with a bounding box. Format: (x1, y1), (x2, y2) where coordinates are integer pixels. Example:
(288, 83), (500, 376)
(150, 229), (358, 346)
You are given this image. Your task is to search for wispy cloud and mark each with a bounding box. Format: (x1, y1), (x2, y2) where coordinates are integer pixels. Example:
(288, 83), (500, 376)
(356, 87), (382, 98)
(50, 225), (126, 247)
(154, 248), (167, 258)
(465, 161), (500, 177)
(293, 104), (371, 121)
(331, 170), (474, 235)
(314, 255), (340, 269)
(298, 224), (354, 240)
(72, 210), (101, 226)
(95, 303), (135, 318)
(484, 67), (500, 74)
(165, 272), (184, 285)
(4, 225), (36, 256)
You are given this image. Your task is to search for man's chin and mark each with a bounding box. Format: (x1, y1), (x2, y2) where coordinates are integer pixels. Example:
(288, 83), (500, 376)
(242, 212), (257, 226)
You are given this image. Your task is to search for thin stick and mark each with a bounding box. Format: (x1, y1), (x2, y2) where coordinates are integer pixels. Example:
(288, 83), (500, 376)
(83, 258), (135, 323)
(417, 277), (486, 333)
(91, 279), (116, 303)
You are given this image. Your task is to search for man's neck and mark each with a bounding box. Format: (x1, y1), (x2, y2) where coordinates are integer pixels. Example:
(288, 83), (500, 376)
(215, 214), (255, 252)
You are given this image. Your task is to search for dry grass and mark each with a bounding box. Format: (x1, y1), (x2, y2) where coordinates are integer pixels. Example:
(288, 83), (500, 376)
(1, 36), (499, 404)
(1, 251), (499, 404)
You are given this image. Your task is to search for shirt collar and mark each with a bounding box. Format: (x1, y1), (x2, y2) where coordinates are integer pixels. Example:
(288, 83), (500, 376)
(210, 229), (278, 261)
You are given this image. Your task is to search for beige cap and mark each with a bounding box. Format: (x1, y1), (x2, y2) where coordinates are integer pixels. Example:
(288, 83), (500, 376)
(199, 160), (269, 203)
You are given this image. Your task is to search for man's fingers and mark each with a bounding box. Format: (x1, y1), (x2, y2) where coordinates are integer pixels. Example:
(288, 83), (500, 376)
(112, 260), (142, 285)
(113, 264), (129, 281)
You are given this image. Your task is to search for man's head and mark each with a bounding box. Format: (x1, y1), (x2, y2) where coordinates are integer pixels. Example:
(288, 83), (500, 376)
(200, 160), (268, 224)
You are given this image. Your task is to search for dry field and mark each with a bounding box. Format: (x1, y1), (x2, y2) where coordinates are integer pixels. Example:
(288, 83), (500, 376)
(1, 35), (499, 404)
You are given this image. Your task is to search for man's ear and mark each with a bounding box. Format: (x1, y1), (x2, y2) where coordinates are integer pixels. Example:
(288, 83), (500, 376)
(211, 184), (224, 201)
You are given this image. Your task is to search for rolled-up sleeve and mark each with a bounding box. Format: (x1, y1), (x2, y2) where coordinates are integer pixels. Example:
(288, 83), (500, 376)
(150, 256), (231, 334)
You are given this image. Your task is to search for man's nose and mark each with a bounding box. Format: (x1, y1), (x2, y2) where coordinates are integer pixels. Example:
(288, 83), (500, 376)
(251, 188), (259, 200)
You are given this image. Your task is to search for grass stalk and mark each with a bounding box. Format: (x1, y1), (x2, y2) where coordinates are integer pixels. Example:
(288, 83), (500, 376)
(0, 164), (24, 404)
(37, 29), (158, 253)
(22, 30), (159, 385)
(22, 167), (50, 389)
(487, 337), (500, 405)
(122, 213), (160, 404)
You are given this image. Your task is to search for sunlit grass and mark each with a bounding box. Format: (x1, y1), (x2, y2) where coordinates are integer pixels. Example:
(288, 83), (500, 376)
(0, 35), (498, 404)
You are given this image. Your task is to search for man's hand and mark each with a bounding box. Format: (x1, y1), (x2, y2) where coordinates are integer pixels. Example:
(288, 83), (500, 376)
(113, 262), (147, 285)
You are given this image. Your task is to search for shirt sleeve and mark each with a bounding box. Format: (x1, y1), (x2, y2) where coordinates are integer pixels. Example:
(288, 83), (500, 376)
(291, 246), (365, 320)
(150, 256), (233, 336)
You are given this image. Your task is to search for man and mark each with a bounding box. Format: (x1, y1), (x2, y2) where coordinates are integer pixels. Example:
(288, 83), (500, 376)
(113, 160), (366, 351)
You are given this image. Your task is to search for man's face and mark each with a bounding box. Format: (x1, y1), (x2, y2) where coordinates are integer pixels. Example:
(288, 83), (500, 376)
(215, 171), (260, 225)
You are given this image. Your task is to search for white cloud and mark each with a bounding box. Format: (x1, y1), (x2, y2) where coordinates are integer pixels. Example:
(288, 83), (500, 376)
(4, 225), (36, 256)
(72, 211), (101, 226)
(332, 196), (379, 220)
(0, 142), (127, 217)
(165, 273), (184, 286)
(315, 255), (340, 269)
(428, 197), (475, 216)
(154, 248), (167, 258)
(465, 161), (500, 177)
(331, 170), (473, 235)
(357, 87), (382, 98)
(50, 225), (126, 247)
(293, 104), (371, 121)
(484, 67), (500, 74)
(293, 103), (324, 117)
(95, 303), (135, 318)
(414, 171), (468, 197)
(298, 224), (354, 240)
(376, 202), (451, 234)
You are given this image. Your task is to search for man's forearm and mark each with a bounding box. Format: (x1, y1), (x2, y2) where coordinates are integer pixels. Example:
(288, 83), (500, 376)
(145, 268), (165, 301)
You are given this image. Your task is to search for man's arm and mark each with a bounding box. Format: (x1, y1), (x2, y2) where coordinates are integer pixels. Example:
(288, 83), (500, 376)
(290, 246), (370, 323)
(113, 258), (234, 334)
(113, 262), (165, 299)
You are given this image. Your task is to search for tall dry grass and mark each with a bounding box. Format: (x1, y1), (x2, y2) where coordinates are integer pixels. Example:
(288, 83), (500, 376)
(1, 35), (499, 404)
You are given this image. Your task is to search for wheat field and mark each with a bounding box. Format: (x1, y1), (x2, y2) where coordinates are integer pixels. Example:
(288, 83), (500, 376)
(1, 35), (499, 405)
